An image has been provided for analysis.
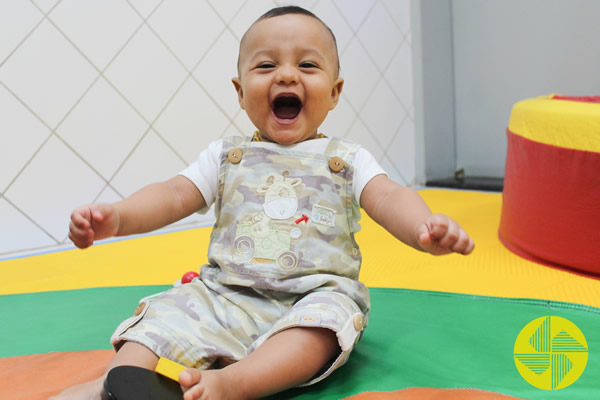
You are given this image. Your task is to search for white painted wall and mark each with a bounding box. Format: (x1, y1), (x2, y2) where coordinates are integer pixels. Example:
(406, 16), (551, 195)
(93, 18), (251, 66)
(453, 0), (600, 177)
(413, 0), (600, 180)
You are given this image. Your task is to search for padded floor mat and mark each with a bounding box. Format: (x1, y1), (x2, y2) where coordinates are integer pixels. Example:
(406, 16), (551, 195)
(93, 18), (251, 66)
(1, 287), (598, 399)
(1, 189), (599, 399)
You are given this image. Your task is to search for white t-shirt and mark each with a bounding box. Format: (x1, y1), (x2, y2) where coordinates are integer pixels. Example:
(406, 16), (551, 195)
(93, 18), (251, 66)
(179, 138), (386, 210)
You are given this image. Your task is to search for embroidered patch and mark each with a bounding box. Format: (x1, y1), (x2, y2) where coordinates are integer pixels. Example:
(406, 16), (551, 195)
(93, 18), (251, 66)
(311, 204), (336, 228)
(300, 314), (322, 326)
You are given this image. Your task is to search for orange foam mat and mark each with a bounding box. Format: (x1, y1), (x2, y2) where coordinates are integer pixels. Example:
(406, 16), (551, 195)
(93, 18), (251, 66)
(2, 351), (525, 400)
(345, 388), (523, 399)
(0, 350), (114, 400)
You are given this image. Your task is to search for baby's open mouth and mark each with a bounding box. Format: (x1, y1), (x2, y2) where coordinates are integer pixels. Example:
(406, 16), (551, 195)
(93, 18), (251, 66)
(272, 95), (303, 120)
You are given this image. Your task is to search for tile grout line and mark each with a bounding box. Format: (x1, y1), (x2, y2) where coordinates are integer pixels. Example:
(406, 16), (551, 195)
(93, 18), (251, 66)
(0, 81), (55, 196)
(2, 192), (62, 245)
(0, 4), (45, 69)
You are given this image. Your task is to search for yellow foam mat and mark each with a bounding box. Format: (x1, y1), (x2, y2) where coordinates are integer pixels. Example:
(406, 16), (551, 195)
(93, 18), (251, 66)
(2, 189), (599, 308)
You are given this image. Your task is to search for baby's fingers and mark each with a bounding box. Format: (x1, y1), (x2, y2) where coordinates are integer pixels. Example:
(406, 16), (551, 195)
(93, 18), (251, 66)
(418, 214), (475, 255)
(69, 207), (95, 248)
(426, 214), (451, 239)
(450, 229), (475, 255)
(70, 207), (92, 229)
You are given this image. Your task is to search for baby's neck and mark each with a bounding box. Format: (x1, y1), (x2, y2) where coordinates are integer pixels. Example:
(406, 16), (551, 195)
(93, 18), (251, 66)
(252, 131), (327, 143)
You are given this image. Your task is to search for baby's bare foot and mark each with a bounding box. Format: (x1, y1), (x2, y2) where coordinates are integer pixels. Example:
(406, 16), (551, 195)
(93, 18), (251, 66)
(179, 368), (244, 400)
(48, 376), (105, 400)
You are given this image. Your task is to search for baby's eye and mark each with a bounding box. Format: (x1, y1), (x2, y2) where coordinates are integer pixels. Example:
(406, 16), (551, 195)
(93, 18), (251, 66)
(256, 63), (275, 69)
(300, 62), (318, 69)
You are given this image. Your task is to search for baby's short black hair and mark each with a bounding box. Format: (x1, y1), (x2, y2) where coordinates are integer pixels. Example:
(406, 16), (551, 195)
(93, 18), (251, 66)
(237, 6), (341, 77)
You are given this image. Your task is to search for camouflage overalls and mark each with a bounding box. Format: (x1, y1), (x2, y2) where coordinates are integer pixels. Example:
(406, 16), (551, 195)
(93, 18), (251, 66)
(112, 135), (370, 385)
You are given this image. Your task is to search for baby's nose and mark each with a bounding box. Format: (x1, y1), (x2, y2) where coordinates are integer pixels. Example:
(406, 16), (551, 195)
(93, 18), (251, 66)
(276, 64), (299, 84)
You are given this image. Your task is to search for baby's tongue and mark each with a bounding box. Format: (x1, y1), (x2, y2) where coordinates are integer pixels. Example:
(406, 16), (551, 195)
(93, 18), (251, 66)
(276, 105), (299, 119)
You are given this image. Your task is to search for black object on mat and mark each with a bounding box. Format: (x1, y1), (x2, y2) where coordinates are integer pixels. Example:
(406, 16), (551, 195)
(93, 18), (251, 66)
(104, 365), (182, 399)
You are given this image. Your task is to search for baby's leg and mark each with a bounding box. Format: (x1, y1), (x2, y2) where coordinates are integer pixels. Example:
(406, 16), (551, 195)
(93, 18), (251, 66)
(179, 326), (338, 400)
(50, 341), (159, 400)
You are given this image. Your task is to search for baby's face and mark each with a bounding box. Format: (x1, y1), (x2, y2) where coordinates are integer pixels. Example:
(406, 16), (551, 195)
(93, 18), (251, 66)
(233, 14), (343, 145)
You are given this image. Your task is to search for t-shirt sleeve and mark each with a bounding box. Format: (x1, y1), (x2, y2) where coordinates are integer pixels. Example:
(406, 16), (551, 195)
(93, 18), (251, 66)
(353, 147), (387, 206)
(178, 139), (222, 211)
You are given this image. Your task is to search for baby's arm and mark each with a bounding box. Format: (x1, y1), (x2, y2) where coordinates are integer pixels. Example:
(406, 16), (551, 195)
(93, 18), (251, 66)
(360, 175), (474, 255)
(69, 175), (206, 249)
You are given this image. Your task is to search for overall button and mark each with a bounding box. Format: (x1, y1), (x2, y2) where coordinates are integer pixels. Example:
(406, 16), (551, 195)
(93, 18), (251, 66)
(134, 302), (146, 316)
(353, 314), (364, 331)
(228, 148), (242, 164)
(329, 156), (344, 172)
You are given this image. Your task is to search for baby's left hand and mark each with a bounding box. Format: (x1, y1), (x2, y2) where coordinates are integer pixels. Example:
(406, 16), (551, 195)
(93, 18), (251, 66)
(417, 214), (475, 256)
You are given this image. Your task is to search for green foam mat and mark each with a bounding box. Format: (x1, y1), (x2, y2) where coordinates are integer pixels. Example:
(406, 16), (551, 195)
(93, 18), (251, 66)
(1, 287), (598, 399)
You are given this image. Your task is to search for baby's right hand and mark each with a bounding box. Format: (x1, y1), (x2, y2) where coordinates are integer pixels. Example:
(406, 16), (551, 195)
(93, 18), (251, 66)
(68, 203), (120, 249)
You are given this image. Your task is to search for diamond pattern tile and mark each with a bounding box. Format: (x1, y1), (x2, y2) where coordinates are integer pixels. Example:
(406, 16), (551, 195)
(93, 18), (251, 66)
(319, 96), (357, 138)
(104, 24), (188, 122)
(358, 2), (402, 69)
(0, 198), (55, 254)
(361, 79), (406, 149)
(346, 118), (384, 162)
(0, 0), (42, 64)
(192, 29), (241, 119)
(49, 0), (142, 70)
(95, 185), (123, 205)
(4, 136), (106, 241)
(57, 77), (149, 179)
(233, 109), (255, 137)
(228, 0), (278, 40)
(388, 117), (417, 185)
(382, 0), (411, 34)
(30, 0), (59, 14)
(313, 1), (354, 53)
(0, 84), (50, 191)
(148, 0), (224, 70)
(127, 0), (162, 19)
(207, 0), (247, 24)
(334, 0), (377, 30)
(339, 39), (380, 111)
(384, 44), (413, 110)
(154, 78), (229, 164)
(380, 155), (406, 187)
(0, 0), (416, 256)
(0, 19), (97, 129)
(110, 131), (187, 198)
(223, 121), (244, 138)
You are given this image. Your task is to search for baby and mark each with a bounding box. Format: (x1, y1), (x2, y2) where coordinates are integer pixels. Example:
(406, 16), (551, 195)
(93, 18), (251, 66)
(55, 6), (474, 400)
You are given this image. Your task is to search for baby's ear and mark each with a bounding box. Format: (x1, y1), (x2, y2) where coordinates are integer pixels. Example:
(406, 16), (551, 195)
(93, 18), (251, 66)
(232, 77), (245, 109)
(330, 78), (344, 110)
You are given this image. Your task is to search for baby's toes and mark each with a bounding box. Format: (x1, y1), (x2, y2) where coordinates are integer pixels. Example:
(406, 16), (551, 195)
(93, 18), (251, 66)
(179, 368), (202, 389)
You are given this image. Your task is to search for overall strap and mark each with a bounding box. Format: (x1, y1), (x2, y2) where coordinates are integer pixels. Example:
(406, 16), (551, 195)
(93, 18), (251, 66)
(222, 134), (252, 150)
(324, 137), (362, 163)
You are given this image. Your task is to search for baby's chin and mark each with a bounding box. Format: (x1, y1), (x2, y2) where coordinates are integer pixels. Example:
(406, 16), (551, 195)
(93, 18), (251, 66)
(269, 133), (316, 145)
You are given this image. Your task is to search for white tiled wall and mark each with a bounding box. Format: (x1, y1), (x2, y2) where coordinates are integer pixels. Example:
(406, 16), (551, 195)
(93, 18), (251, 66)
(0, 0), (414, 257)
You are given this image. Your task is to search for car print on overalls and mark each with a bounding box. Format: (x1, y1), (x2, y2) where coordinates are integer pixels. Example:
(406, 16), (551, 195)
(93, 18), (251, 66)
(233, 172), (303, 270)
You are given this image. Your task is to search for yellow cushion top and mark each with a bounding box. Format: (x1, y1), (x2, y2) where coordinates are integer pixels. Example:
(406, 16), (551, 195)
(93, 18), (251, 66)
(508, 95), (600, 152)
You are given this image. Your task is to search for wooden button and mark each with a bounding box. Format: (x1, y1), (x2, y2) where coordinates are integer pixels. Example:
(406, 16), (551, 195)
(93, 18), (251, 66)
(228, 148), (242, 164)
(134, 302), (146, 316)
(329, 156), (344, 172)
(353, 314), (364, 331)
